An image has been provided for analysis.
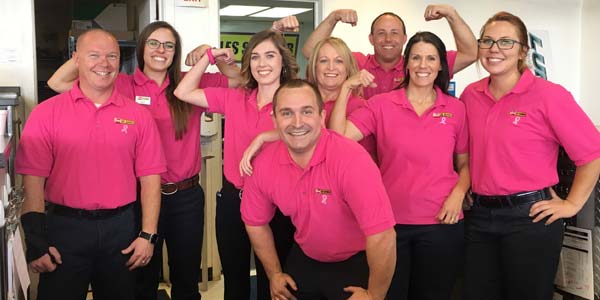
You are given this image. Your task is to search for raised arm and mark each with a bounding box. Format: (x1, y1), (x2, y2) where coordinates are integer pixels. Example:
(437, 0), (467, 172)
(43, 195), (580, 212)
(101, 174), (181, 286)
(174, 48), (234, 108)
(328, 70), (375, 141)
(424, 4), (477, 73)
(47, 58), (79, 93)
(246, 224), (298, 300)
(302, 9), (358, 59)
(345, 228), (396, 300)
(185, 44), (242, 88)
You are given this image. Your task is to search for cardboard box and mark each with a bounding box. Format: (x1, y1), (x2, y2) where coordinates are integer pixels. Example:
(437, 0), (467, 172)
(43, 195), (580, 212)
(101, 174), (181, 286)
(94, 3), (127, 31)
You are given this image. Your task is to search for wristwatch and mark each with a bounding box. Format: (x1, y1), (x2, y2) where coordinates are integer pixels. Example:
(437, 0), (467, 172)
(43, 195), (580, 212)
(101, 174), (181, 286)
(138, 231), (159, 244)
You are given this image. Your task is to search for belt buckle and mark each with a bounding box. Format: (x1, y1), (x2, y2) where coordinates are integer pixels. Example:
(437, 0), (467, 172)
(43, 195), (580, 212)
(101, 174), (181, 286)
(161, 182), (178, 195)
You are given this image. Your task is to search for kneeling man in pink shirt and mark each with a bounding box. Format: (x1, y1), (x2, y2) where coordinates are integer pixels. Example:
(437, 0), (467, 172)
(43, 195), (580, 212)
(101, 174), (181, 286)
(241, 79), (396, 300)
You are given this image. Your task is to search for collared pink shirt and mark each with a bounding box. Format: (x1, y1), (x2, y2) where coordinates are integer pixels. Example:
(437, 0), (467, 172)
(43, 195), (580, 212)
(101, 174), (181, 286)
(461, 69), (600, 195)
(204, 87), (273, 188)
(350, 87), (468, 224)
(16, 82), (166, 209)
(353, 51), (457, 99)
(115, 69), (228, 183)
(241, 129), (395, 262)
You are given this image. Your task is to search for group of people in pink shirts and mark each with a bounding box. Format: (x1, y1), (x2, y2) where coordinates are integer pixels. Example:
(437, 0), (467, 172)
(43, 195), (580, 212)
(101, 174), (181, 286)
(16, 3), (600, 300)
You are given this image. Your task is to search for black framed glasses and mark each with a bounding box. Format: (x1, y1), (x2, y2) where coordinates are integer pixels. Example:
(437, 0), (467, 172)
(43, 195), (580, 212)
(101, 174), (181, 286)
(477, 38), (524, 50)
(146, 39), (176, 51)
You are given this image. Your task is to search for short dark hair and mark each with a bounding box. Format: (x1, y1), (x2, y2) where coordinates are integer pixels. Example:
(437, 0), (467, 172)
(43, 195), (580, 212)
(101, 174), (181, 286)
(396, 31), (450, 95)
(370, 12), (406, 35)
(272, 79), (323, 114)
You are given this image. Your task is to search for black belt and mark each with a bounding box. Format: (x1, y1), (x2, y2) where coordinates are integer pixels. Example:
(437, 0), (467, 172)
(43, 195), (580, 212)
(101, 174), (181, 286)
(161, 174), (200, 195)
(472, 187), (552, 208)
(47, 202), (133, 219)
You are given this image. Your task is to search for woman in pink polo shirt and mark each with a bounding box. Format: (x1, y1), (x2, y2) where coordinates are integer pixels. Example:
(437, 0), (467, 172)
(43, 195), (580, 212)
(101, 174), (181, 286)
(174, 29), (298, 300)
(460, 12), (600, 300)
(329, 31), (470, 300)
(47, 21), (238, 300)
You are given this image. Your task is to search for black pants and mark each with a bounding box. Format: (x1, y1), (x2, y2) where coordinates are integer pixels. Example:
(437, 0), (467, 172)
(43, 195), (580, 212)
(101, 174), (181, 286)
(38, 205), (137, 300)
(216, 179), (295, 300)
(135, 185), (205, 300)
(387, 222), (464, 300)
(464, 203), (564, 300)
(285, 243), (369, 300)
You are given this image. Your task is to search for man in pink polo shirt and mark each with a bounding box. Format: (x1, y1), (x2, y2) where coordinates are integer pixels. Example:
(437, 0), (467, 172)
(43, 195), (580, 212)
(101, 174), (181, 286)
(16, 29), (166, 300)
(302, 4), (477, 99)
(241, 79), (396, 300)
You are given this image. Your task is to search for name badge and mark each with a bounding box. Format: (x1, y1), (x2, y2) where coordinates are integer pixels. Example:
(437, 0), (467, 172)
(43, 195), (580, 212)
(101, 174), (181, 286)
(135, 96), (151, 105)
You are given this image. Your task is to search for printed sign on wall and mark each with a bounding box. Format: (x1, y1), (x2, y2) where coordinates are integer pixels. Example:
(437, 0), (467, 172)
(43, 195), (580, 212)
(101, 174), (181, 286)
(220, 32), (299, 62)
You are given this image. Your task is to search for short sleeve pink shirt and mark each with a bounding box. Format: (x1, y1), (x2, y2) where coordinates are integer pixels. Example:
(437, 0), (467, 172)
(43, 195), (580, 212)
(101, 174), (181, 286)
(460, 69), (600, 195)
(349, 87), (468, 224)
(353, 51), (457, 99)
(115, 69), (228, 183)
(204, 87), (274, 188)
(16, 82), (166, 209)
(241, 130), (395, 262)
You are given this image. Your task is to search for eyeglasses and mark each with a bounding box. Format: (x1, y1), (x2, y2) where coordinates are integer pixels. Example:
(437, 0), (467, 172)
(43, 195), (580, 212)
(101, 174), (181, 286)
(146, 39), (176, 51)
(477, 38), (524, 50)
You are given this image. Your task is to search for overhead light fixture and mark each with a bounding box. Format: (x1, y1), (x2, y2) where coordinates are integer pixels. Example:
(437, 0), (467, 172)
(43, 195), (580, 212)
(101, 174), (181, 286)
(219, 5), (270, 17)
(249, 7), (312, 18)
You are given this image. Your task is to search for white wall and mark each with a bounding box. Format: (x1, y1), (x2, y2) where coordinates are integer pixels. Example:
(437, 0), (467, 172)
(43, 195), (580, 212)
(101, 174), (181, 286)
(322, 0), (585, 112)
(580, 0), (600, 124)
(0, 0), (37, 117)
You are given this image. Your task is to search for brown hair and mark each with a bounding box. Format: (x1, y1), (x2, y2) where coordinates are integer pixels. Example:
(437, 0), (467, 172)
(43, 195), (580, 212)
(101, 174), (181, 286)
(480, 11), (530, 73)
(371, 12), (406, 35)
(306, 37), (360, 96)
(137, 21), (191, 140)
(240, 30), (299, 89)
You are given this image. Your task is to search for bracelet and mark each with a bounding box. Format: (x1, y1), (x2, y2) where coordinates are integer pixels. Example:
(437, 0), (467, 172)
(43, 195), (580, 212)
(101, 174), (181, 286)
(206, 48), (216, 65)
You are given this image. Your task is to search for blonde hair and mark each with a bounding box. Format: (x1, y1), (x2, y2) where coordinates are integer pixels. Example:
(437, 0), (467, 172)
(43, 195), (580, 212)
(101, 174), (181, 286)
(306, 37), (360, 95)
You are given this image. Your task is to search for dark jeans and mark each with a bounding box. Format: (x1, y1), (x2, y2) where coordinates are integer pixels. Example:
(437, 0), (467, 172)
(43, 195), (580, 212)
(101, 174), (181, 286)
(216, 179), (295, 300)
(285, 243), (369, 300)
(135, 185), (205, 300)
(38, 205), (137, 300)
(464, 203), (564, 300)
(387, 222), (464, 300)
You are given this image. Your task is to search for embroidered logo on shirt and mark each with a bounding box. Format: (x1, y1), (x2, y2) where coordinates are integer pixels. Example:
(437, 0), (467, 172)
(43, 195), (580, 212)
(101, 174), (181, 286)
(509, 111), (526, 125)
(121, 124), (128, 134)
(315, 188), (331, 205)
(433, 112), (453, 125)
(114, 118), (136, 125)
(135, 96), (151, 105)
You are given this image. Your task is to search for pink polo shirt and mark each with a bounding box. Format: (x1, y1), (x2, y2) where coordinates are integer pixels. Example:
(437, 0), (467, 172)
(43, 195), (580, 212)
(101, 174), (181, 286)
(350, 87), (468, 224)
(204, 87), (274, 188)
(241, 129), (395, 262)
(115, 69), (228, 183)
(460, 69), (600, 195)
(16, 82), (166, 209)
(353, 51), (457, 99)
(323, 94), (376, 157)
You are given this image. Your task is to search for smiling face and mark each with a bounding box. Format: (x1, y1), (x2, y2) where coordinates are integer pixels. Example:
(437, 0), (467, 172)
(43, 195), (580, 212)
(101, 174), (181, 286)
(274, 85), (325, 164)
(250, 39), (284, 87)
(73, 30), (120, 94)
(369, 14), (407, 65)
(143, 27), (176, 74)
(315, 42), (348, 94)
(406, 41), (442, 88)
(479, 20), (528, 78)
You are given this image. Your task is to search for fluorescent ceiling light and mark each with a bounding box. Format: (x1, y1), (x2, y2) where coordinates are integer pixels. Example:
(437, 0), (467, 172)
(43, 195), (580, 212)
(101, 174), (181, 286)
(249, 7), (312, 18)
(220, 5), (270, 16)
